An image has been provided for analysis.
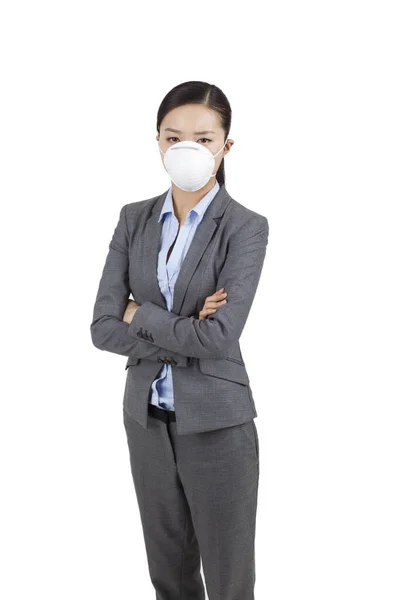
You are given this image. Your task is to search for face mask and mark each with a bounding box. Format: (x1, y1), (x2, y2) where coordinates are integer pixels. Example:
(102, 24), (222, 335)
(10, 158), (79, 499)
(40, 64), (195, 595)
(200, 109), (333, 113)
(158, 136), (229, 192)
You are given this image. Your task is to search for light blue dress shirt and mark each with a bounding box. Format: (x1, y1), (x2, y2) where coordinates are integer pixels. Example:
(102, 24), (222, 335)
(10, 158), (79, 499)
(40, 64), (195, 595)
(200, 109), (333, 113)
(149, 180), (221, 411)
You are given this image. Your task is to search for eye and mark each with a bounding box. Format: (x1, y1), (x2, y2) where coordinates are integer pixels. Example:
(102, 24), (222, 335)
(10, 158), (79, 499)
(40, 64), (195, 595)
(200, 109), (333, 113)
(166, 136), (213, 144)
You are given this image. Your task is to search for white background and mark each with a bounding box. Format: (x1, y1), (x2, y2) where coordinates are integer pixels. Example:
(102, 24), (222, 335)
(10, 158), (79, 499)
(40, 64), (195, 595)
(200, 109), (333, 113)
(1, 1), (399, 599)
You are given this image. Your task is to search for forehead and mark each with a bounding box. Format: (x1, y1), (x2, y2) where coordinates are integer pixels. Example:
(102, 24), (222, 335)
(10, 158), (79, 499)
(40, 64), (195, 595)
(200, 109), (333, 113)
(160, 103), (223, 133)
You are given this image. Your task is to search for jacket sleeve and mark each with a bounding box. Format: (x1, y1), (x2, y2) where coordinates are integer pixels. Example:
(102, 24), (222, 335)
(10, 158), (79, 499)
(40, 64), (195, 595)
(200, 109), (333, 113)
(127, 214), (269, 359)
(90, 204), (192, 365)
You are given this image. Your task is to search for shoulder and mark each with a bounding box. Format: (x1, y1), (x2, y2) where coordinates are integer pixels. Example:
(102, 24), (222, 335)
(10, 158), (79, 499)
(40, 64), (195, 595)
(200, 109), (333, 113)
(124, 193), (160, 219)
(225, 197), (269, 240)
(118, 192), (164, 234)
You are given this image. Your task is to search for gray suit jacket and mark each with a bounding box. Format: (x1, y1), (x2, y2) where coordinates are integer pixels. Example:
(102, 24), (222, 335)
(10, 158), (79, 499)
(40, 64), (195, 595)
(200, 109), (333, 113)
(90, 183), (269, 435)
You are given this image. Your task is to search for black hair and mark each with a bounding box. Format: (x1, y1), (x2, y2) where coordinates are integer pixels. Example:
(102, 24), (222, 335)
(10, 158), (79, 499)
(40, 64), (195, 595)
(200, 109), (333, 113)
(156, 81), (232, 186)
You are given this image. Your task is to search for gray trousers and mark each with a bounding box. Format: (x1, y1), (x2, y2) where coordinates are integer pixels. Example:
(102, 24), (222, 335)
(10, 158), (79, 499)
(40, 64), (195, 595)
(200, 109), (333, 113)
(123, 404), (260, 600)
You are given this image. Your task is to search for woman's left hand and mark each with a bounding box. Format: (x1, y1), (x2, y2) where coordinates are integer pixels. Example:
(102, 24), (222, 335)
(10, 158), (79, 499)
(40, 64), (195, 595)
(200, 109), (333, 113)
(123, 299), (140, 324)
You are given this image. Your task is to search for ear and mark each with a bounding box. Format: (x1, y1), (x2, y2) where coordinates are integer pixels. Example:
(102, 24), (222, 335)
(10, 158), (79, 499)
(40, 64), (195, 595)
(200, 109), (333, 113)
(224, 139), (234, 155)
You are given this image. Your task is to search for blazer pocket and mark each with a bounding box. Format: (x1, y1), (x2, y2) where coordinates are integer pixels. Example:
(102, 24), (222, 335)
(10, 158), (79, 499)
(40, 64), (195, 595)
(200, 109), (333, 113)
(225, 356), (245, 366)
(198, 358), (250, 386)
(125, 356), (141, 369)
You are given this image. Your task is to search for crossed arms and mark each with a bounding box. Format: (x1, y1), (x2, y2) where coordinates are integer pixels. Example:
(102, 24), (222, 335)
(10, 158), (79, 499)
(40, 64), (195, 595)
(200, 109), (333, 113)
(90, 204), (269, 361)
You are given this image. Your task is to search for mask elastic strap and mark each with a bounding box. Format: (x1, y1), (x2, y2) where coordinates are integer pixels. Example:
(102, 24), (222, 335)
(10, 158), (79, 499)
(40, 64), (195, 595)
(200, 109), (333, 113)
(212, 135), (229, 158)
(211, 135), (229, 177)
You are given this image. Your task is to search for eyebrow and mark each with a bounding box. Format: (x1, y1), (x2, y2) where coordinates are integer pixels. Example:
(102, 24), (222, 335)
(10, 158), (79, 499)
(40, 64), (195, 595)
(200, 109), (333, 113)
(164, 128), (216, 135)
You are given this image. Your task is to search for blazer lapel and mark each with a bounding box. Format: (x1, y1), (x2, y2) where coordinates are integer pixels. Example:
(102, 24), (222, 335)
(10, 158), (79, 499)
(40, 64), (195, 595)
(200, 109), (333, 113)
(142, 184), (232, 316)
(141, 190), (169, 310)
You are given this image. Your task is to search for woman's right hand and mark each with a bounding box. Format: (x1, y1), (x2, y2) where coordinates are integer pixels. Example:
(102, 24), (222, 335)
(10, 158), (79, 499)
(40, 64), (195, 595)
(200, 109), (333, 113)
(199, 288), (228, 321)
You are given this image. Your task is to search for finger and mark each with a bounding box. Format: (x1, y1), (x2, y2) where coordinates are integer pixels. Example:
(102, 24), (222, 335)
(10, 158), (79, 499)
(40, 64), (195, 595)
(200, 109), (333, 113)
(206, 291), (228, 303)
(199, 307), (217, 319)
(204, 299), (227, 310)
(200, 307), (217, 316)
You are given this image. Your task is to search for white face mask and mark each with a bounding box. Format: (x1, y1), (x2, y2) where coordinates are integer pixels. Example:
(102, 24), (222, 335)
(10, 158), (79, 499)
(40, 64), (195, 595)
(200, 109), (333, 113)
(158, 136), (229, 192)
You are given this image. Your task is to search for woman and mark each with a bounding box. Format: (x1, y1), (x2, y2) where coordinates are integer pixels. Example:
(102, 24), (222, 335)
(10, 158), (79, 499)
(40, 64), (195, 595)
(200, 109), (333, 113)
(90, 80), (269, 600)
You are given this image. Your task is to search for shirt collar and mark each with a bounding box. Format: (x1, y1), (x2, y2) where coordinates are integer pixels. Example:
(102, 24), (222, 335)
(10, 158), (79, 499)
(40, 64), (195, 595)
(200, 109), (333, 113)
(158, 180), (220, 223)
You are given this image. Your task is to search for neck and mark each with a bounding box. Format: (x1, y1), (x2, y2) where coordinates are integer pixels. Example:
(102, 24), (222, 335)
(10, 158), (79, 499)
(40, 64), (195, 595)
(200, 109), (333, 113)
(171, 178), (218, 224)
